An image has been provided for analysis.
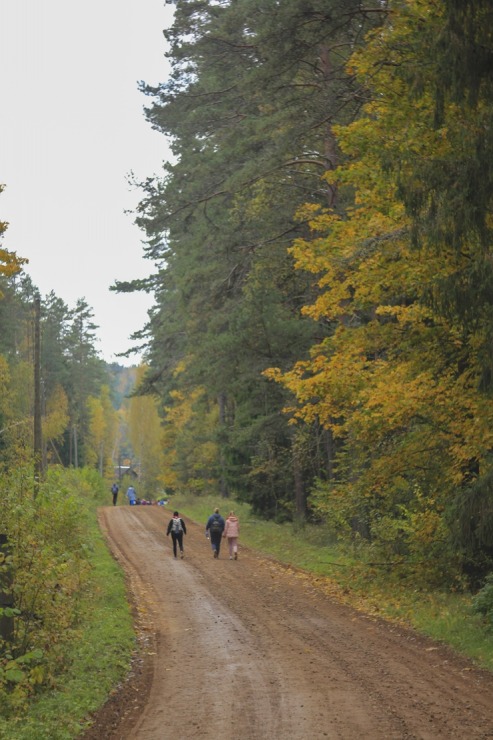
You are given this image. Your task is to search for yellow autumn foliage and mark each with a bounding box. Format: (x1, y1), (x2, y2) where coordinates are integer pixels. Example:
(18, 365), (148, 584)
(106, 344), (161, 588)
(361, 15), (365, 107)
(266, 0), (493, 578)
(43, 384), (69, 447)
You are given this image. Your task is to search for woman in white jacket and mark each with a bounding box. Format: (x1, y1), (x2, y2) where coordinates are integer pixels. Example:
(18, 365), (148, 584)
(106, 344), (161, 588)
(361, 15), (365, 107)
(223, 511), (240, 560)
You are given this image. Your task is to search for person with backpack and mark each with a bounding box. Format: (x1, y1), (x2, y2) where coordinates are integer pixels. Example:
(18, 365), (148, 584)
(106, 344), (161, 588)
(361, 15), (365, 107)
(166, 511), (187, 559)
(223, 511), (240, 560)
(111, 482), (119, 506)
(205, 507), (225, 558)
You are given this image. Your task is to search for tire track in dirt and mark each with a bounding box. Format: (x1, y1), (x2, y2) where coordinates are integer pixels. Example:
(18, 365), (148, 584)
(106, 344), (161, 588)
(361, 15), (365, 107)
(82, 506), (493, 739)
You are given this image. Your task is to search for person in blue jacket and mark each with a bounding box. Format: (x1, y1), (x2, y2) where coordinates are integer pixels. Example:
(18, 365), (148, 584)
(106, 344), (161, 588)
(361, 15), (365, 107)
(126, 485), (137, 505)
(205, 507), (225, 558)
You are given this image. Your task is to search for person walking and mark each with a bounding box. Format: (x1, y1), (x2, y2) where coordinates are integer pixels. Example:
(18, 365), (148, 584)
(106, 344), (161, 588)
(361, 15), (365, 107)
(111, 482), (119, 506)
(223, 511), (240, 560)
(126, 485), (137, 505)
(167, 511), (187, 558)
(205, 507), (225, 558)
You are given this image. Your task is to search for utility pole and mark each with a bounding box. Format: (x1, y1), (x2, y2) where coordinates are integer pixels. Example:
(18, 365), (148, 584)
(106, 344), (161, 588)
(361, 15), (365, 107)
(34, 295), (42, 495)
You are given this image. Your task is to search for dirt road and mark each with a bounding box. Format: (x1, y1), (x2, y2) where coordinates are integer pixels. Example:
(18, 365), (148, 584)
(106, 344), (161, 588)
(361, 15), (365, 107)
(82, 506), (493, 739)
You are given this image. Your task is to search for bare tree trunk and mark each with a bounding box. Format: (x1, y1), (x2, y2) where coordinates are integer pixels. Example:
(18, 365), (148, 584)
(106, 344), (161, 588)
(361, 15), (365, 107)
(73, 424), (79, 468)
(293, 453), (305, 518)
(218, 392), (229, 498)
(325, 428), (335, 480)
(50, 439), (64, 465)
(319, 45), (338, 207)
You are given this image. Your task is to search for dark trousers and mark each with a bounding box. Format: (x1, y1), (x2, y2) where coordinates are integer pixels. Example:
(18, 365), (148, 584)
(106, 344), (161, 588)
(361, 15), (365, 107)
(210, 532), (222, 555)
(171, 532), (184, 557)
(112, 493), (118, 506)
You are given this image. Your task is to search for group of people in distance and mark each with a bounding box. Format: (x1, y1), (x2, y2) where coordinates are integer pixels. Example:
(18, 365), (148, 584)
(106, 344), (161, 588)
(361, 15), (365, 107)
(111, 483), (139, 506)
(110, 484), (240, 561)
(166, 507), (240, 561)
(110, 483), (156, 507)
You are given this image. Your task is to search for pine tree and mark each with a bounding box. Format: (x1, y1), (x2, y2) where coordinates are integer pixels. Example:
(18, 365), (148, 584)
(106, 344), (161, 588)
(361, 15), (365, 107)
(127, 0), (382, 515)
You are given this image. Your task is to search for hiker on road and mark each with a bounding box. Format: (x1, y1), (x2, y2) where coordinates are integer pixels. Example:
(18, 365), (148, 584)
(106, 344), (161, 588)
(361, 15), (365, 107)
(126, 485), (137, 505)
(223, 511), (240, 560)
(205, 507), (225, 558)
(167, 511), (187, 558)
(111, 483), (119, 506)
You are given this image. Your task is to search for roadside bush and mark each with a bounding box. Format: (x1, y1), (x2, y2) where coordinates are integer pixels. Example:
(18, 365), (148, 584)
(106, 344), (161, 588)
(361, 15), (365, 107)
(472, 573), (493, 628)
(0, 465), (94, 718)
(62, 465), (107, 504)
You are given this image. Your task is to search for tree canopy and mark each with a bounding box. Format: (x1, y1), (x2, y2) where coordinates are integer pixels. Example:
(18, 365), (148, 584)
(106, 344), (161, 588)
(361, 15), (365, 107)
(124, 0), (493, 585)
(125, 0), (384, 517)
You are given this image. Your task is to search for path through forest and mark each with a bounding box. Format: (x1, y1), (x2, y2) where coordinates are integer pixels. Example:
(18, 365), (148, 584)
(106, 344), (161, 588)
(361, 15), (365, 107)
(82, 506), (493, 739)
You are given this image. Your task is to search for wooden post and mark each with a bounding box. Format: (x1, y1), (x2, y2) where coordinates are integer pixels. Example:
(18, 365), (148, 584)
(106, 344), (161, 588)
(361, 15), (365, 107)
(33, 295), (43, 494)
(217, 391), (229, 498)
(73, 424), (78, 468)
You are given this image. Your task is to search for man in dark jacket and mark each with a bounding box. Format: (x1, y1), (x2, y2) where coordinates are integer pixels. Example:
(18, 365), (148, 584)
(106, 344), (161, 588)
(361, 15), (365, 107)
(205, 508), (225, 558)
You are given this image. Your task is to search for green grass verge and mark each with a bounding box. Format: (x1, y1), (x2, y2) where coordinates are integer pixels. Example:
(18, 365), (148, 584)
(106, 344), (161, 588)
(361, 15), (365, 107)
(170, 492), (493, 672)
(0, 506), (135, 740)
(5, 488), (491, 740)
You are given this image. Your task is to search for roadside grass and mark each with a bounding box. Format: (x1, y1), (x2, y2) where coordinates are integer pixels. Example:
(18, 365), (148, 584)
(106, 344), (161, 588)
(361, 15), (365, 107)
(170, 493), (493, 672)
(7, 486), (491, 739)
(0, 491), (135, 740)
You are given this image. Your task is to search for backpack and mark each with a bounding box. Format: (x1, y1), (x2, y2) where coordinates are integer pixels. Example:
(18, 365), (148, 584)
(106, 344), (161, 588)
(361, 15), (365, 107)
(172, 517), (183, 534)
(209, 516), (222, 533)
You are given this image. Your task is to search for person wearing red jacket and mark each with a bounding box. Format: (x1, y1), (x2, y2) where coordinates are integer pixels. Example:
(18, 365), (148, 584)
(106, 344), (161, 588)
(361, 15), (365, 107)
(223, 511), (240, 560)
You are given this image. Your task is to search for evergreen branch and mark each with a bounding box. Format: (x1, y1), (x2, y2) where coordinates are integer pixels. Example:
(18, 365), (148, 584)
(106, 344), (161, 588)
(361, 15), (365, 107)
(205, 36), (256, 51)
(235, 223), (305, 253)
(160, 157), (332, 222)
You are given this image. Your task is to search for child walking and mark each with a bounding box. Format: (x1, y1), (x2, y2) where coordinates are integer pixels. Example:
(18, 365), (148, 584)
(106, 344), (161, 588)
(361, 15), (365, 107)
(223, 511), (240, 560)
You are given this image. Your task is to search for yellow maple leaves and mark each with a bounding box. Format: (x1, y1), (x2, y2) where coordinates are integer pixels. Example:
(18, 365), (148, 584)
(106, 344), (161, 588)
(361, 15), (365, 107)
(265, 0), (493, 573)
(0, 184), (27, 296)
(0, 247), (26, 281)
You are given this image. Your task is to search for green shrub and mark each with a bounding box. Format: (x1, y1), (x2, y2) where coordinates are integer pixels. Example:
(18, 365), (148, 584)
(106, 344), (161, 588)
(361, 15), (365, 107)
(472, 573), (493, 627)
(0, 466), (94, 717)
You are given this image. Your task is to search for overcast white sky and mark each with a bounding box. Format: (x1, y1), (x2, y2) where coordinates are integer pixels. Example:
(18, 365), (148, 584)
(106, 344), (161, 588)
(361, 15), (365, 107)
(0, 0), (174, 365)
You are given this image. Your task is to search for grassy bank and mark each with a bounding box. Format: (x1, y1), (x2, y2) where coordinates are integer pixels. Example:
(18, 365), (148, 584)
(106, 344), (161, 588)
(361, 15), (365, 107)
(5, 486), (491, 739)
(170, 493), (493, 672)
(0, 478), (135, 740)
